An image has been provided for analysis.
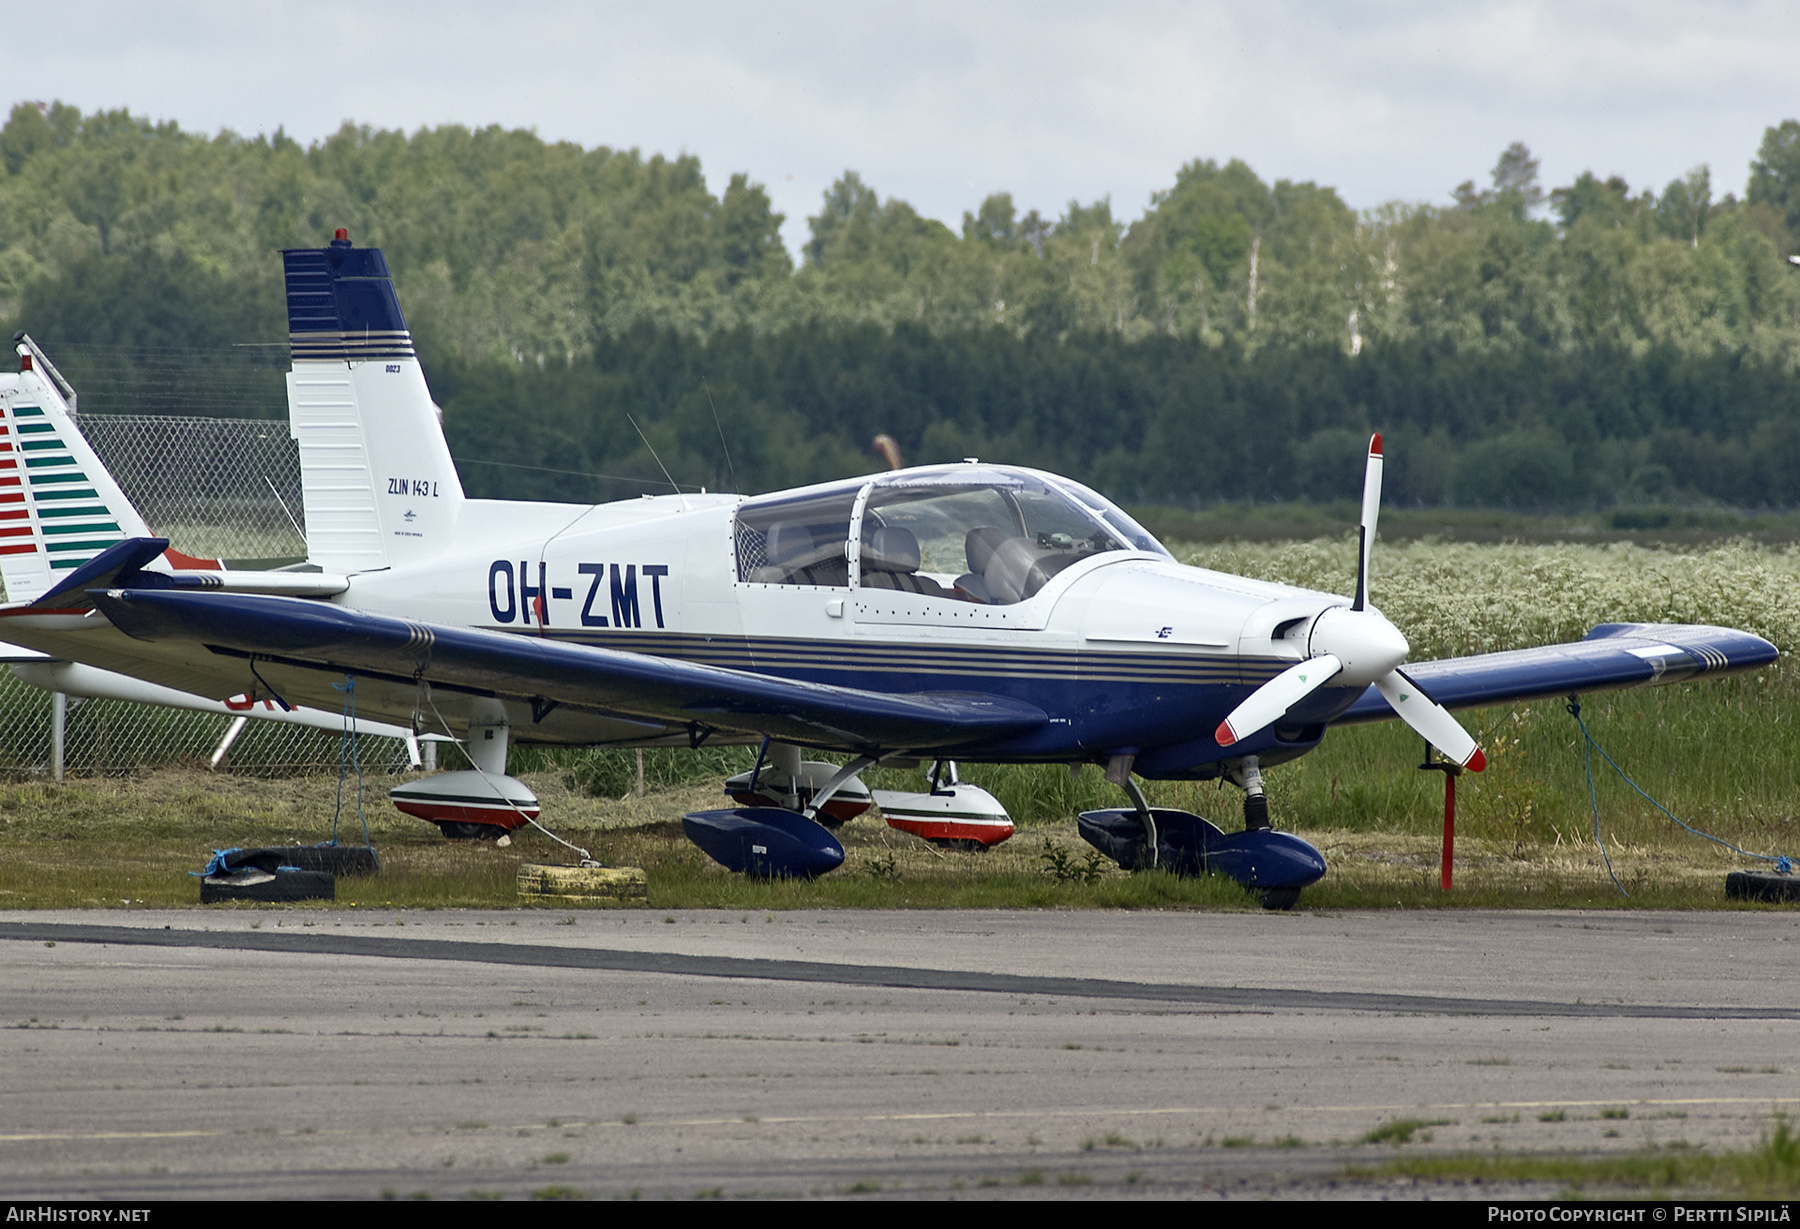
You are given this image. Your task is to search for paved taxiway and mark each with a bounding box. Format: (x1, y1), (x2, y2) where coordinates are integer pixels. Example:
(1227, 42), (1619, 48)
(1, 907), (1796, 1199)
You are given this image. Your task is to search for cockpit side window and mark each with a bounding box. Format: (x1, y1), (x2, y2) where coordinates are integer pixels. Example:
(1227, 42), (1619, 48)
(734, 490), (857, 586)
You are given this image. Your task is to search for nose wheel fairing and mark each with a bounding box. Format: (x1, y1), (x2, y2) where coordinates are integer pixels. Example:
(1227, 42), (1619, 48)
(1077, 807), (1327, 899)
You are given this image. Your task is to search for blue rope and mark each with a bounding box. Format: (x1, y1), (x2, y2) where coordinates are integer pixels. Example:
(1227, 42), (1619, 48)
(1568, 700), (1629, 897)
(1566, 698), (1794, 895)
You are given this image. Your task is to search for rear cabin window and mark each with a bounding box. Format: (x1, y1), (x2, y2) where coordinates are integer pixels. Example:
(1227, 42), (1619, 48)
(734, 489), (857, 587)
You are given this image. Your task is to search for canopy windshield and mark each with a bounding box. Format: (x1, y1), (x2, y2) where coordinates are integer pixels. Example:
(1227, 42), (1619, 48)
(858, 469), (1169, 605)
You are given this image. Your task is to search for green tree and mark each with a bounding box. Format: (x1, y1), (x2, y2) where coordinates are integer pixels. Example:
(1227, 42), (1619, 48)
(1551, 172), (1645, 230)
(1656, 166), (1712, 246)
(1491, 141), (1544, 215)
(1748, 119), (1800, 244)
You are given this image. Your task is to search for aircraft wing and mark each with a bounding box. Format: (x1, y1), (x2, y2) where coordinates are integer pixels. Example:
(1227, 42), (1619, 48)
(1333, 622), (1777, 725)
(88, 588), (1049, 753)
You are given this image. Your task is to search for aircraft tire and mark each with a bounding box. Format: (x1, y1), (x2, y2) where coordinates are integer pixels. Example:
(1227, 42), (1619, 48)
(1725, 870), (1800, 903)
(434, 821), (511, 841)
(200, 869), (335, 904)
(1257, 887), (1301, 911)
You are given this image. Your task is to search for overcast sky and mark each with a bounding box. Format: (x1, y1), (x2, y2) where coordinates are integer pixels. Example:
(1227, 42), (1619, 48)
(21, 1), (1800, 254)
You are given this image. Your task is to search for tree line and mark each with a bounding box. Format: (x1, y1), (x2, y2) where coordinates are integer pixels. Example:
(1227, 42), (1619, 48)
(6, 101), (1800, 508)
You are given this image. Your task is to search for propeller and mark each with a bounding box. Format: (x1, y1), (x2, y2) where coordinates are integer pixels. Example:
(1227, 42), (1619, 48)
(1215, 433), (1486, 772)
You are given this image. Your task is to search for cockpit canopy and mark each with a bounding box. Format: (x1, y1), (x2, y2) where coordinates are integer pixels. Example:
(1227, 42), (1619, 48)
(734, 465), (1168, 605)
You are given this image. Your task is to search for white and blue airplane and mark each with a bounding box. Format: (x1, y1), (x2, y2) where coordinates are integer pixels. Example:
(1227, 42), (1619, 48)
(0, 231), (1776, 903)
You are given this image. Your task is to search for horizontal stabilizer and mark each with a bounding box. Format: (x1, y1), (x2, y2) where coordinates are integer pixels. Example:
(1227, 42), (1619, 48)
(9, 658), (418, 740)
(30, 538), (168, 610)
(17, 537), (349, 612)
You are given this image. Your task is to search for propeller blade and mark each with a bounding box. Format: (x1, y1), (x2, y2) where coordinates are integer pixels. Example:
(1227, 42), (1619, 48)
(1216, 654), (1343, 747)
(1353, 433), (1383, 611)
(1374, 669), (1486, 771)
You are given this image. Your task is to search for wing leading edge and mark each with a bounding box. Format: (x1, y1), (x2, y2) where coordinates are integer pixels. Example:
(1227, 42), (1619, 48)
(90, 588), (1048, 753)
(1334, 622), (1778, 725)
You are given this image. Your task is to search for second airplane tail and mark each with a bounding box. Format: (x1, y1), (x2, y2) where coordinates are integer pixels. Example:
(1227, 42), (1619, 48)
(0, 338), (153, 604)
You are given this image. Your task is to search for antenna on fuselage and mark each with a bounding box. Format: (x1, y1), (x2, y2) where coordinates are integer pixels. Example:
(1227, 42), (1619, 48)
(702, 379), (738, 493)
(627, 414), (686, 505)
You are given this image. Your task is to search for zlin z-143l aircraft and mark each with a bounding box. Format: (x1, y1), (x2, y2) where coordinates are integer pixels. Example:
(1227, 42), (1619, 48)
(0, 232), (1776, 906)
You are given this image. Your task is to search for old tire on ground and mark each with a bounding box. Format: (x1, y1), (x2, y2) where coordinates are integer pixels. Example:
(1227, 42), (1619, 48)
(1725, 870), (1800, 903)
(237, 845), (379, 876)
(200, 868), (335, 904)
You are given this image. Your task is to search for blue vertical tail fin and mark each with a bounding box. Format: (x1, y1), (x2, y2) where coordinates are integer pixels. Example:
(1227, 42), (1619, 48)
(284, 230), (465, 573)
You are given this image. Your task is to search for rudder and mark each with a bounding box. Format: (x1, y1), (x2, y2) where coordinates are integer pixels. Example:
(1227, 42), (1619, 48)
(284, 230), (465, 574)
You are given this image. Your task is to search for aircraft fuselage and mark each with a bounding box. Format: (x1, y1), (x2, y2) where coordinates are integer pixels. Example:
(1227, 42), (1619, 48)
(340, 475), (1354, 777)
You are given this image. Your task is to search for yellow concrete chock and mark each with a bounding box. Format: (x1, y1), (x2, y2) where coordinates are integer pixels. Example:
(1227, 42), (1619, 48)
(517, 863), (648, 903)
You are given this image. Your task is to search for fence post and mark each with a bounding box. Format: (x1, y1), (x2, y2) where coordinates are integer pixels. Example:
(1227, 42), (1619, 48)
(209, 715), (249, 771)
(51, 691), (66, 782)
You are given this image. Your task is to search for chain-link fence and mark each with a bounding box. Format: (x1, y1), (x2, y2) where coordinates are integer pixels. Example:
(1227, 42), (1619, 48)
(0, 396), (413, 776)
(29, 340), (290, 421)
(0, 669), (411, 777)
(82, 415), (308, 563)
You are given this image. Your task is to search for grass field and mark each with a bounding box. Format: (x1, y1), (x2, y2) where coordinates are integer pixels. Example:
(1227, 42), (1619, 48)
(0, 667), (1792, 912)
(0, 533), (1796, 912)
(1362, 1117), (1800, 1199)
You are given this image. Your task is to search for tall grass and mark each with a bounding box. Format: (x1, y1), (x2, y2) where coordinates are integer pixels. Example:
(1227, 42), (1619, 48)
(1180, 537), (1800, 657)
(433, 535), (1800, 856)
(505, 666), (1798, 870)
(510, 745), (758, 799)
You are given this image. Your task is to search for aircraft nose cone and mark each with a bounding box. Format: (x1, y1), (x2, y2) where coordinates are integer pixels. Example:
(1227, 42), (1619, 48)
(1309, 607), (1408, 683)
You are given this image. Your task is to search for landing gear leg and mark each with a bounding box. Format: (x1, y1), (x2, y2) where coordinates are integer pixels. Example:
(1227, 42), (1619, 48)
(1106, 753), (1157, 869)
(927, 759), (960, 793)
(802, 756), (878, 825)
(1228, 757), (1270, 832)
(766, 741), (804, 811)
(1226, 756), (1295, 907)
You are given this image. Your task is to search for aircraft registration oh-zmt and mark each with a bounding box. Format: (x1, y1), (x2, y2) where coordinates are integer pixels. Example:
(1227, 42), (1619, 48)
(0, 230), (1777, 905)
